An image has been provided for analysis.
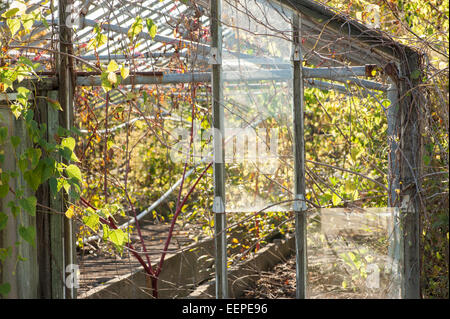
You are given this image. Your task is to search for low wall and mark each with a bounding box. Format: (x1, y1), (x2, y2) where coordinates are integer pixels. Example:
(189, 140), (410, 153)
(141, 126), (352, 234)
(188, 235), (296, 299)
(79, 238), (215, 299)
(79, 233), (296, 299)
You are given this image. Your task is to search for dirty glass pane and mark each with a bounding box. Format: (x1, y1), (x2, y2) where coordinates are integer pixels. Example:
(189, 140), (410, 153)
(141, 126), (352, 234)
(307, 208), (403, 298)
(222, 0), (294, 213)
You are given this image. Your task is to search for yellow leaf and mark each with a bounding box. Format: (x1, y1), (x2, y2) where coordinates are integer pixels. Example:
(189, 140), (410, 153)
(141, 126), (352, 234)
(65, 205), (75, 219)
(107, 60), (119, 72)
(120, 66), (130, 80)
(232, 238), (239, 244)
(332, 193), (342, 206)
(107, 71), (117, 84)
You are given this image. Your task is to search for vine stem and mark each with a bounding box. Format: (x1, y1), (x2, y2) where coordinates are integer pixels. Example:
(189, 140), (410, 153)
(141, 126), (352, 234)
(103, 92), (109, 202)
(155, 162), (212, 277)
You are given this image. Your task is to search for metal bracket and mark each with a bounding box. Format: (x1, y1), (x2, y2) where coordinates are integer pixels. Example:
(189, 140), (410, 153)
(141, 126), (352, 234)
(213, 196), (225, 214)
(291, 43), (301, 62)
(208, 47), (222, 65)
(293, 194), (307, 212)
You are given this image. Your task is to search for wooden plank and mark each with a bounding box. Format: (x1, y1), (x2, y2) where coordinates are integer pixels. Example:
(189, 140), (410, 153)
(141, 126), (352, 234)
(58, 0), (77, 299)
(35, 90), (52, 299)
(0, 106), (39, 298)
(398, 52), (422, 299)
(47, 90), (66, 299)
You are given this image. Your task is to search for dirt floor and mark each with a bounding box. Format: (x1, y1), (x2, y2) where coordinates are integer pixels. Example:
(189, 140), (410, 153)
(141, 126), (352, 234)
(242, 235), (397, 299)
(242, 255), (380, 299)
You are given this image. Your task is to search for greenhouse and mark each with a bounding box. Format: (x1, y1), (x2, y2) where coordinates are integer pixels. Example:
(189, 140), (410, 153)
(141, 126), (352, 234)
(0, 0), (448, 300)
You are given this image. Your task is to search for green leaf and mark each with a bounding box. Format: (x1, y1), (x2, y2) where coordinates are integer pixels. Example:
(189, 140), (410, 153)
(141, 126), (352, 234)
(24, 167), (42, 191)
(49, 177), (57, 196)
(128, 16), (143, 41)
(411, 69), (420, 80)
(48, 98), (63, 111)
(2, 8), (20, 18)
(107, 60), (119, 72)
(145, 18), (157, 39)
(0, 247), (12, 262)
(7, 201), (19, 218)
(65, 164), (82, 183)
(10, 135), (21, 148)
(7, 18), (21, 37)
(0, 127), (8, 144)
(0, 212), (8, 231)
(0, 173), (10, 198)
(423, 154), (431, 166)
(332, 193), (342, 206)
(0, 283), (11, 296)
(83, 213), (99, 231)
(61, 137), (76, 152)
(19, 196), (37, 216)
(19, 225), (36, 247)
(108, 228), (125, 247)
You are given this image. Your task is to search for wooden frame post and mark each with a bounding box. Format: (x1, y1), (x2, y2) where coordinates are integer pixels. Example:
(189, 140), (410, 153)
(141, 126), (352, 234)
(292, 12), (307, 299)
(397, 52), (422, 299)
(58, 0), (77, 299)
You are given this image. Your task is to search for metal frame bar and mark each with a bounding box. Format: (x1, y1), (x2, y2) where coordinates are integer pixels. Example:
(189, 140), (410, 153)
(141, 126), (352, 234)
(292, 12), (308, 299)
(211, 0), (228, 299)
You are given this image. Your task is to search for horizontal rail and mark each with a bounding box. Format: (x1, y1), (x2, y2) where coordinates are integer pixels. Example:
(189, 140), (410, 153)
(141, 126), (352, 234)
(303, 65), (376, 79)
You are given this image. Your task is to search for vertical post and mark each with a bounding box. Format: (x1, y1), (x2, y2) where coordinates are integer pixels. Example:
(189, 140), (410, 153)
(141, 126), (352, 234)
(386, 80), (403, 298)
(48, 90), (66, 298)
(0, 104), (39, 298)
(398, 52), (422, 299)
(210, 0), (228, 299)
(292, 13), (307, 299)
(58, 0), (76, 299)
(387, 81), (400, 207)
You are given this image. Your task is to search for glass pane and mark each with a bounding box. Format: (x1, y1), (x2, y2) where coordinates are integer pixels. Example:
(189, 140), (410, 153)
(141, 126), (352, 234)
(222, 0), (294, 213)
(307, 208), (403, 298)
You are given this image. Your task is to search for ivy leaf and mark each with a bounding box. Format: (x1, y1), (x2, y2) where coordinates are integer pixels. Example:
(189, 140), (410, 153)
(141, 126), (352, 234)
(61, 137), (76, 152)
(411, 69), (420, 80)
(1, 8), (20, 18)
(108, 228), (125, 247)
(66, 164), (82, 184)
(107, 60), (119, 73)
(65, 205), (75, 219)
(120, 65), (130, 80)
(145, 18), (157, 39)
(0, 127), (8, 144)
(0, 173), (9, 198)
(0, 212), (8, 231)
(19, 196), (37, 216)
(332, 193), (342, 206)
(128, 16), (143, 41)
(0, 283), (11, 297)
(7, 18), (21, 37)
(24, 167), (42, 191)
(10, 136), (21, 148)
(107, 71), (117, 84)
(83, 213), (99, 231)
(49, 177), (57, 197)
(19, 225), (36, 247)
(48, 98), (63, 111)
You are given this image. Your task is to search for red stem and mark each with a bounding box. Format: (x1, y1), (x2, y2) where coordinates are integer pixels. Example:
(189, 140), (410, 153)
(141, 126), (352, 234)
(155, 162), (212, 276)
